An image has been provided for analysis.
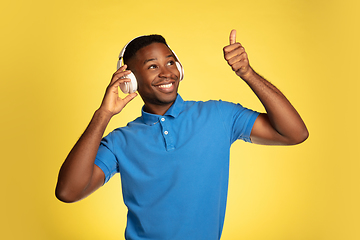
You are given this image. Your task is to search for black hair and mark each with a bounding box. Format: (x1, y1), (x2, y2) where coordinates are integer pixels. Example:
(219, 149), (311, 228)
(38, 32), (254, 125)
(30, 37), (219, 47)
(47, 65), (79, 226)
(123, 34), (169, 65)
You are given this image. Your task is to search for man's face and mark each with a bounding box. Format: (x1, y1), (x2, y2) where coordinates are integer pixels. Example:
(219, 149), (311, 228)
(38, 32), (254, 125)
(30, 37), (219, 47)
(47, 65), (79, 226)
(128, 42), (181, 112)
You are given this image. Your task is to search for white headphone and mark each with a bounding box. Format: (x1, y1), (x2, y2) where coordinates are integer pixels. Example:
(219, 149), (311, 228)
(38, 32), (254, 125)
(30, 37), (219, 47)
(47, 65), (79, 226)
(117, 36), (184, 94)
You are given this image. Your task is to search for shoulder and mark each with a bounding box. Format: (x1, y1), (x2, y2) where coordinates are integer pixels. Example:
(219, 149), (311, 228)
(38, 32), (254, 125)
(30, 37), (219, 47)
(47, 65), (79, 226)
(179, 99), (250, 123)
(182, 98), (227, 109)
(102, 116), (143, 141)
(179, 99), (219, 116)
(183, 98), (247, 112)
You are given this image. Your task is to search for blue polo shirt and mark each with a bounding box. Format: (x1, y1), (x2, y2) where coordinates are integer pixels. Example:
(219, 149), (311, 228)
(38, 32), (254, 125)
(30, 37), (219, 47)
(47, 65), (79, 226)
(95, 94), (259, 240)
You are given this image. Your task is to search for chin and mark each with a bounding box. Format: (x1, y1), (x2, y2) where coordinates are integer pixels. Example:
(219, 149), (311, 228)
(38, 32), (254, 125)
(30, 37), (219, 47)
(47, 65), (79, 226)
(156, 92), (177, 104)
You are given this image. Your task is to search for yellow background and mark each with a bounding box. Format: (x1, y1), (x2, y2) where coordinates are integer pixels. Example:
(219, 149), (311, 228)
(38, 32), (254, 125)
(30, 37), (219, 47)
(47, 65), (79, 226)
(1, 0), (359, 239)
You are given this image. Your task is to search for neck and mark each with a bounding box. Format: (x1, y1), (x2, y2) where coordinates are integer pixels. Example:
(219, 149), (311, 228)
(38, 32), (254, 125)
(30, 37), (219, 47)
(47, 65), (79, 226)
(143, 102), (174, 116)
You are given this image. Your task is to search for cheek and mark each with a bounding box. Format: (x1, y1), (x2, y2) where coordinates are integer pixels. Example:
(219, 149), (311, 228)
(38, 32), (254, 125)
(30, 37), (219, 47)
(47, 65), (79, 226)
(135, 74), (153, 92)
(171, 66), (181, 79)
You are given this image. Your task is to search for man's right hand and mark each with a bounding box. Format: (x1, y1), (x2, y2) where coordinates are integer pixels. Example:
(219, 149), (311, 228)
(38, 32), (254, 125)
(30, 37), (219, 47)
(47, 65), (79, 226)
(56, 65), (138, 203)
(98, 64), (138, 117)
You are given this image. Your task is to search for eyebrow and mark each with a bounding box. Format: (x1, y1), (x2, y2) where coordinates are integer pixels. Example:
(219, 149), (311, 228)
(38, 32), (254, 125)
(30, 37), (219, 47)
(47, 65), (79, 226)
(143, 54), (174, 65)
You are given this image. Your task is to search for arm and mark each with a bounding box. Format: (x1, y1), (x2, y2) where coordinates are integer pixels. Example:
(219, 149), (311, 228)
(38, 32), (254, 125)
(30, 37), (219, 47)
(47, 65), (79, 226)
(223, 30), (308, 145)
(55, 65), (138, 203)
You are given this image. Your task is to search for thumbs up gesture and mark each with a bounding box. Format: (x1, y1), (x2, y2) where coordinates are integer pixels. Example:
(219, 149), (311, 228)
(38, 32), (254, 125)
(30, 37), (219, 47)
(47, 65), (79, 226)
(223, 29), (252, 78)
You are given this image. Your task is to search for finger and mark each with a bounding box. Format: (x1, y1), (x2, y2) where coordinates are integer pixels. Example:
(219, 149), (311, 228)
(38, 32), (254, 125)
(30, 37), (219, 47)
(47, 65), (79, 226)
(122, 92), (138, 107)
(230, 62), (243, 72)
(223, 42), (242, 55)
(113, 70), (132, 79)
(110, 76), (132, 89)
(116, 64), (128, 72)
(231, 61), (248, 73)
(113, 64), (131, 77)
(106, 77), (132, 97)
(112, 64), (130, 80)
(229, 29), (237, 45)
(111, 69), (132, 84)
(227, 52), (247, 66)
(224, 44), (245, 61)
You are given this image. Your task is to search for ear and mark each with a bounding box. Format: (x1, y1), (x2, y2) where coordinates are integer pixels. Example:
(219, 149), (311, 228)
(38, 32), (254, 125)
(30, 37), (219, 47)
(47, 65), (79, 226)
(169, 49), (184, 81)
(125, 57), (136, 72)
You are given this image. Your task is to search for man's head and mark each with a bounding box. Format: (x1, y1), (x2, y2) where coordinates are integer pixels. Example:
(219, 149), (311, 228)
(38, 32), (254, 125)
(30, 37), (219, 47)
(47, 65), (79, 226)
(123, 35), (169, 65)
(122, 35), (182, 115)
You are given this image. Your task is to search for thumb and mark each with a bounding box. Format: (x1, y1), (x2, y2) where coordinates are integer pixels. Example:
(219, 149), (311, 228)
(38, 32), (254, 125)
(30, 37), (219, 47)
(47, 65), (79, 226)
(229, 29), (236, 45)
(122, 92), (138, 106)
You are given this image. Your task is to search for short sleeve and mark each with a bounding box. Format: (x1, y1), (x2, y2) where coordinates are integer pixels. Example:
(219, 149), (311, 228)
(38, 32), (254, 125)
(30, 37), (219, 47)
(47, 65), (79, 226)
(216, 100), (260, 144)
(94, 134), (119, 184)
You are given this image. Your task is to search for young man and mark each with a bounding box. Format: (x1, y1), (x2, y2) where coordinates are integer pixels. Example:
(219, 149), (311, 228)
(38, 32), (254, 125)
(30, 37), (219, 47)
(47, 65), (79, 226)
(56, 30), (308, 239)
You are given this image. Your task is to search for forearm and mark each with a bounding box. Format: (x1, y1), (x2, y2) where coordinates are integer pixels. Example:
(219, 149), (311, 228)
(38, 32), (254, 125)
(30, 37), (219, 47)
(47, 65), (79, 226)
(243, 68), (308, 144)
(224, 30), (308, 145)
(55, 109), (111, 202)
(55, 65), (138, 202)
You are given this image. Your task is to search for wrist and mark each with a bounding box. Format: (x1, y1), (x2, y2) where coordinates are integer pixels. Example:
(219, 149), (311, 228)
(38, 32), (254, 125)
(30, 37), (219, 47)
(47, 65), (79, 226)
(94, 108), (113, 123)
(240, 66), (256, 81)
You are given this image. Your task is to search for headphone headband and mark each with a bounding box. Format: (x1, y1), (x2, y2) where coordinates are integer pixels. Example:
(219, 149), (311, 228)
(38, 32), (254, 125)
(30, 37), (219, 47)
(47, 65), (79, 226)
(117, 35), (145, 69)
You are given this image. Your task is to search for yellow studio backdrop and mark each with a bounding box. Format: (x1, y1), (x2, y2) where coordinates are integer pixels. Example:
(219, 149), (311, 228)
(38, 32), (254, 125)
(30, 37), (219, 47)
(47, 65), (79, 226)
(1, 0), (359, 239)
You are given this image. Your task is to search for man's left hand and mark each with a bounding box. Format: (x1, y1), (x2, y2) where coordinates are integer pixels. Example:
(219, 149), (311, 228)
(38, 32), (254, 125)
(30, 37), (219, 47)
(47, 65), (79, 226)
(223, 29), (252, 79)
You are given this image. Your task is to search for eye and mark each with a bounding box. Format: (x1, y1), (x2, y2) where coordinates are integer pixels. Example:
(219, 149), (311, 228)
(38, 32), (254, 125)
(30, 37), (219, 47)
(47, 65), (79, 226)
(148, 64), (158, 69)
(167, 60), (175, 66)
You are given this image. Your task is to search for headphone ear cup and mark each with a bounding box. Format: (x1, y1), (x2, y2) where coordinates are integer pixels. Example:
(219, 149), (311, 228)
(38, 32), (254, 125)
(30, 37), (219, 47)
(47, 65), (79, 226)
(119, 72), (137, 94)
(175, 62), (184, 81)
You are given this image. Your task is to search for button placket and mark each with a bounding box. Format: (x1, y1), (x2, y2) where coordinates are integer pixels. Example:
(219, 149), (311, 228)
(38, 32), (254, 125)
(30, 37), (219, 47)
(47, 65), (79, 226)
(159, 116), (174, 151)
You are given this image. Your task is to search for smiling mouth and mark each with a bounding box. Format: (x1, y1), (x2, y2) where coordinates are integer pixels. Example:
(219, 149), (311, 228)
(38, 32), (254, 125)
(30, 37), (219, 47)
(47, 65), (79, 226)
(157, 83), (173, 89)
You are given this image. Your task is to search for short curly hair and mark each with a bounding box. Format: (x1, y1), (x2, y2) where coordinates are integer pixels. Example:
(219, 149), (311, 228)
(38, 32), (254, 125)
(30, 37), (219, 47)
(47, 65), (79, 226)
(123, 34), (169, 65)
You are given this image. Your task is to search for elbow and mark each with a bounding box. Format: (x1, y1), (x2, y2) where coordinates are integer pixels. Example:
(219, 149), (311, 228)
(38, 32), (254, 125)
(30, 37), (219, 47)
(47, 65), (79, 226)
(298, 125), (309, 144)
(55, 185), (79, 203)
(302, 128), (309, 142)
(289, 127), (309, 145)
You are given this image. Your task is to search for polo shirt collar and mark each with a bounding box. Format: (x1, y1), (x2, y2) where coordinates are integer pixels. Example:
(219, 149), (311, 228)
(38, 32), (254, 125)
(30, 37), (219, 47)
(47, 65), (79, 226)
(141, 94), (184, 125)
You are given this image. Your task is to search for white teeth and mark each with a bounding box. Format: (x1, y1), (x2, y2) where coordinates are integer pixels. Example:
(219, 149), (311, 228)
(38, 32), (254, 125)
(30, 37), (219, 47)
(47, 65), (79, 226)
(158, 83), (172, 89)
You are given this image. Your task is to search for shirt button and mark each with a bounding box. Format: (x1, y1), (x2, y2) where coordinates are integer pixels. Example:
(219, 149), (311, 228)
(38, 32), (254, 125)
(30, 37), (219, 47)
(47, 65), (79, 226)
(164, 131), (168, 135)
(161, 117), (165, 122)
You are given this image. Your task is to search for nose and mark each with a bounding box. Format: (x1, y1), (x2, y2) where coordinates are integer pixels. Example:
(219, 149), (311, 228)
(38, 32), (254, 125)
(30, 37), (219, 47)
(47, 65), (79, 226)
(158, 66), (173, 78)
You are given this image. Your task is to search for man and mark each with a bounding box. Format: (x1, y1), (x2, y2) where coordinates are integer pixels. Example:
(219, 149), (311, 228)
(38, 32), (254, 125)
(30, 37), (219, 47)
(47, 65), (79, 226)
(56, 30), (308, 239)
